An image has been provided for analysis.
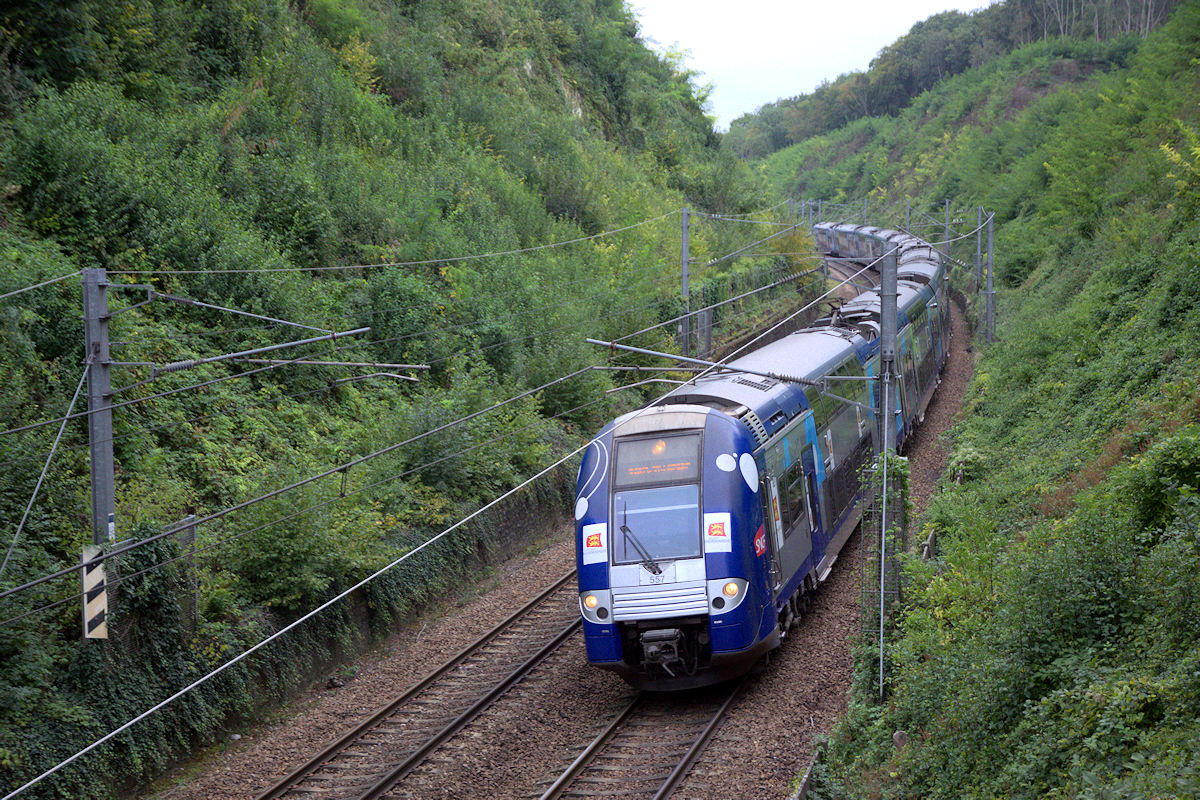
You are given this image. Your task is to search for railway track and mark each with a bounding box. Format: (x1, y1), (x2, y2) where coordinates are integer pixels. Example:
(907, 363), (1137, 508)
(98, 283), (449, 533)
(255, 570), (580, 800)
(535, 679), (748, 800)
(824, 257), (880, 300)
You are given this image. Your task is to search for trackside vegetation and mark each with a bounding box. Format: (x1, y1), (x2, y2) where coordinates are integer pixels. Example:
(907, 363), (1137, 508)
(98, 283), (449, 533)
(0, 1), (818, 796)
(756, 2), (1200, 797)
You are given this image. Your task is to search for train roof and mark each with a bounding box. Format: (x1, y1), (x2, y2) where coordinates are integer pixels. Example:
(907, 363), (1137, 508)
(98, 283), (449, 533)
(659, 327), (862, 445)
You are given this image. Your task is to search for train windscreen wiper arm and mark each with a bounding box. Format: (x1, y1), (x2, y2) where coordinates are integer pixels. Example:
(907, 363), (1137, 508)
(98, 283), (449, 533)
(619, 500), (661, 574)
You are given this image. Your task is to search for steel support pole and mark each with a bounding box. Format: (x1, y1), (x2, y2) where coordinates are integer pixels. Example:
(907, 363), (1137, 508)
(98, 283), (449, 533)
(82, 269), (115, 547)
(986, 212), (996, 342)
(877, 249), (899, 699)
(943, 199), (951, 264)
(975, 206), (983, 288)
(818, 199), (823, 223)
(681, 207), (690, 358)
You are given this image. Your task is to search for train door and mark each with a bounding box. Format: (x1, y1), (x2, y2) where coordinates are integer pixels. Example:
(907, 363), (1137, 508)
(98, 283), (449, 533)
(775, 459), (814, 587)
(761, 478), (783, 591)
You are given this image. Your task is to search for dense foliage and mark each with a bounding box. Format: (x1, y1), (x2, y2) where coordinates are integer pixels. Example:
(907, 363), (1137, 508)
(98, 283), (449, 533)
(756, 2), (1200, 796)
(725, 0), (1178, 159)
(0, 1), (818, 796)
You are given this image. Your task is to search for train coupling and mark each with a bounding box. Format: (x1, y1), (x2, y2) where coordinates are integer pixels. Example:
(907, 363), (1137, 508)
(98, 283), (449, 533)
(640, 628), (684, 675)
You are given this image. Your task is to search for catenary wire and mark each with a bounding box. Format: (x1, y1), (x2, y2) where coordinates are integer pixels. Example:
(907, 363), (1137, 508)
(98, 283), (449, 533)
(0, 332), (380, 438)
(0, 268), (661, 442)
(113, 263), (672, 345)
(612, 263), (825, 345)
(90, 206), (774, 357)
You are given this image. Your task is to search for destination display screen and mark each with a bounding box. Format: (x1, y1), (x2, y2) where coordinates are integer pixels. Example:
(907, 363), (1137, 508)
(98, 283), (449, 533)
(614, 434), (700, 487)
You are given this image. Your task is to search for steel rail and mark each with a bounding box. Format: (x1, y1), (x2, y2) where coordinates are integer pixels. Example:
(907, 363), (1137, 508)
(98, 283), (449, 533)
(654, 680), (748, 800)
(255, 569), (578, 800)
(537, 693), (643, 800)
(538, 677), (748, 800)
(356, 617), (581, 800)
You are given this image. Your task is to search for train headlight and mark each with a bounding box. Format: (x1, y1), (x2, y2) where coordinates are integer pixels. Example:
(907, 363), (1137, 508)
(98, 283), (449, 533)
(707, 578), (748, 614)
(579, 590), (612, 624)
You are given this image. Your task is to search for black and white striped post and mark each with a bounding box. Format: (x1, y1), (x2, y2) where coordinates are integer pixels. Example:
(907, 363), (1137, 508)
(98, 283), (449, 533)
(82, 545), (107, 639)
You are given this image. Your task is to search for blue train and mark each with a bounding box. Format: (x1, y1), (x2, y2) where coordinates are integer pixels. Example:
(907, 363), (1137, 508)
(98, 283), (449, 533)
(574, 223), (950, 690)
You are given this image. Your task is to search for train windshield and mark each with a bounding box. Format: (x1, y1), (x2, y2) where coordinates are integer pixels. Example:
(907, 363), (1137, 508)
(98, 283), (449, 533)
(611, 433), (702, 564)
(612, 485), (701, 563)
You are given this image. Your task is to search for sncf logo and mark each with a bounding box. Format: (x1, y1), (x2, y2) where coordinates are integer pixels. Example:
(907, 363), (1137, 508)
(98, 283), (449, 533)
(707, 522), (727, 538)
(585, 533), (603, 548)
(754, 526), (767, 557)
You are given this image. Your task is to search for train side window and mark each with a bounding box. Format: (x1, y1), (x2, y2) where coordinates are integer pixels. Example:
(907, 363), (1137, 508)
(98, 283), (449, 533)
(779, 461), (808, 539)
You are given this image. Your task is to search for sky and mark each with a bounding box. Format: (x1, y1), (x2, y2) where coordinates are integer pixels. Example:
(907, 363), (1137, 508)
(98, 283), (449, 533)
(632, 0), (999, 130)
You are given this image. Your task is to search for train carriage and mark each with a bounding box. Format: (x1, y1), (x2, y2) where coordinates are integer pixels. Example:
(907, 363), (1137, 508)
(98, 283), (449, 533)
(575, 223), (949, 690)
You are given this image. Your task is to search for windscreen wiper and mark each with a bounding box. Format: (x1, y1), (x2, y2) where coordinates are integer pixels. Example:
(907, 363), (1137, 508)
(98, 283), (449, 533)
(620, 500), (661, 575)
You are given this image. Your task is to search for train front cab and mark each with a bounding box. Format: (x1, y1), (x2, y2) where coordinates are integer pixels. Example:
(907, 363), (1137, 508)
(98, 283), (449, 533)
(575, 405), (778, 691)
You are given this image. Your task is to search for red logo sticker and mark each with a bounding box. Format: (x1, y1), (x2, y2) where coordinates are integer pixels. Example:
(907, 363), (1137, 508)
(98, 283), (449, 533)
(754, 526), (767, 557)
(585, 533), (602, 548)
(707, 522), (727, 538)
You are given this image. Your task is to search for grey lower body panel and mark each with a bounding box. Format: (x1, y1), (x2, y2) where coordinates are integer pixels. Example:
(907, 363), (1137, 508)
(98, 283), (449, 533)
(598, 629), (780, 692)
